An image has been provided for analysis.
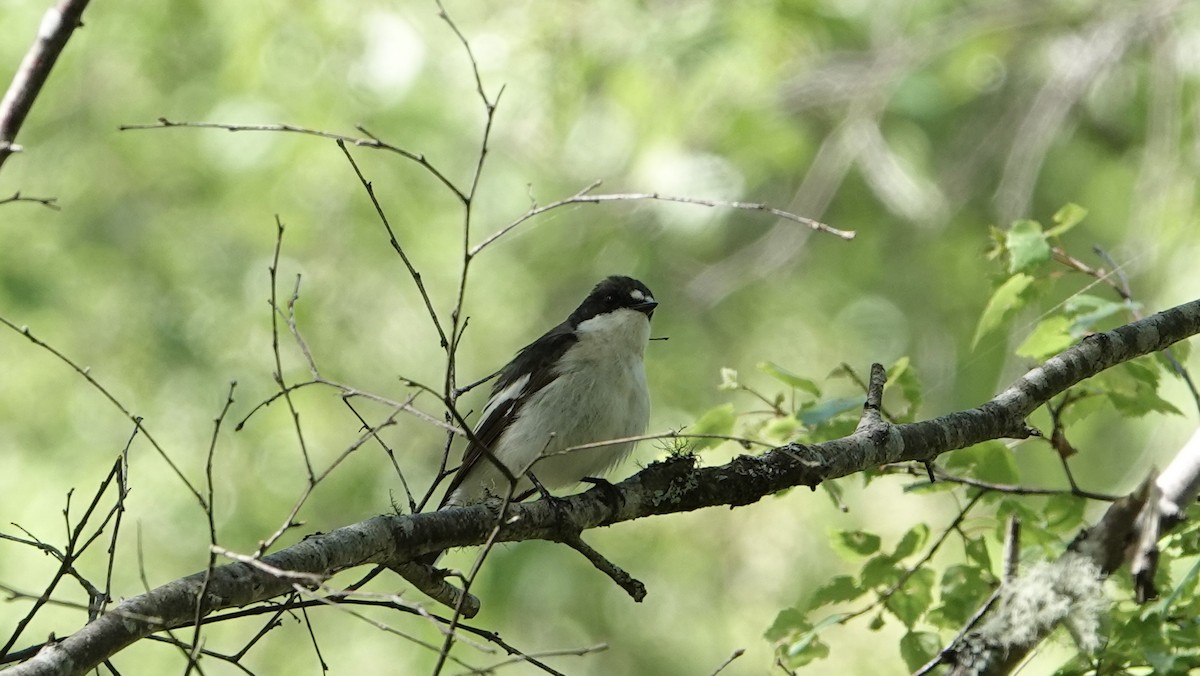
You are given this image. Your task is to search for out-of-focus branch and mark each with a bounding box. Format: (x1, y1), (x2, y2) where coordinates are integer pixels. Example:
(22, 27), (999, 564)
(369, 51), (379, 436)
(941, 427), (1200, 675)
(0, 0), (93, 172)
(0, 192), (59, 209)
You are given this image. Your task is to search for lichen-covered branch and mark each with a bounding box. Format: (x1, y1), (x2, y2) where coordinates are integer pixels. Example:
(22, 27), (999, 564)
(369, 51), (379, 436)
(9, 297), (1200, 676)
(942, 425), (1200, 675)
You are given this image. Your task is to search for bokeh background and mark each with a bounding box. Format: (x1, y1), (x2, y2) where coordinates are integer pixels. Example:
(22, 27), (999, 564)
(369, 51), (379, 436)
(2, 0), (1198, 673)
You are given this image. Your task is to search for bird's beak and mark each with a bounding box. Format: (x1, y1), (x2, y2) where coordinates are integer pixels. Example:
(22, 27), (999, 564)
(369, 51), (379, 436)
(632, 300), (658, 318)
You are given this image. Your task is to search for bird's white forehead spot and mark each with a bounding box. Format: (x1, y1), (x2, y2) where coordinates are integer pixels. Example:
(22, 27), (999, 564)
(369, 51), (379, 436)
(630, 289), (650, 302)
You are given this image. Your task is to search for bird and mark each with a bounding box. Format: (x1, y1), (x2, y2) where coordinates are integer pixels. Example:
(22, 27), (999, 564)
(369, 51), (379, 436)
(424, 275), (657, 559)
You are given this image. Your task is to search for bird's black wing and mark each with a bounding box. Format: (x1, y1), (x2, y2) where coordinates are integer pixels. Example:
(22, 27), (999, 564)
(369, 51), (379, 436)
(438, 321), (578, 507)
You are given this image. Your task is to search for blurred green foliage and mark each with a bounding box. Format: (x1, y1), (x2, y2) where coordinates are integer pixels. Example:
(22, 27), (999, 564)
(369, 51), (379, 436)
(2, 0), (1199, 673)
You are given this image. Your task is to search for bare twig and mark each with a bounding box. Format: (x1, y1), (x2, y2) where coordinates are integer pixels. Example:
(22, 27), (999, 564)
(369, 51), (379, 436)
(470, 188), (853, 256)
(709, 648), (746, 676)
(0, 316), (205, 506)
(880, 463), (1121, 502)
(0, 192), (59, 209)
(337, 141), (449, 351)
(118, 118), (466, 202)
(0, 457), (130, 659)
(268, 217), (315, 480)
(185, 381), (237, 674)
(100, 427), (135, 618)
(252, 396), (414, 557)
(555, 533), (646, 602)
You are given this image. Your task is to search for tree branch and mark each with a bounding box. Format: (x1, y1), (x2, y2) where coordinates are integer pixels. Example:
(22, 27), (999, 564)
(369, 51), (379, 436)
(0, 0), (92, 172)
(8, 297), (1200, 675)
(941, 424), (1200, 675)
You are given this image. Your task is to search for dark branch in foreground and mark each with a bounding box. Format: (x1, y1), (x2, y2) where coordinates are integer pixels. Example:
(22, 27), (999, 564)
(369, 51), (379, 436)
(8, 298), (1200, 676)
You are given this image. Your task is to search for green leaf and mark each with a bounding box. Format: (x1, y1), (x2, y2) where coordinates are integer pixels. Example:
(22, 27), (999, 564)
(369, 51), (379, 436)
(808, 575), (866, 608)
(808, 415), (859, 443)
(1145, 557), (1200, 617)
(885, 568), (934, 627)
(893, 523), (930, 559)
(971, 273), (1035, 349)
(1108, 391), (1183, 417)
(1005, 219), (1051, 273)
(764, 607), (807, 642)
(1046, 203), (1088, 237)
(964, 536), (992, 572)
(762, 415), (801, 442)
(861, 554), (902, 589)
(782, 634), (831, 668)
(929, 565), (992, 628)
(1162, 339), (1190, 365)
(798, 397), (862, 426)
(1060, 392), (1105, 426)
(1043, 494), (1087, 532)
(1103, 360), (1183, 418)
(830, 529), (881, 558)
(767, 611), (840, 668)
(942, 441), (1019, 484)
(1064, 294), (1128, 336)
(885, 356), (923, 422)
(899, 631), (942, 672)
(822, 481), (846, 511)
(757, 361), (821, 397)
(1016, 315), (1074, 360)
(1122, 358), (1162, 386)
(984, 224), (1007, 261)
(689, 403), (736, 449)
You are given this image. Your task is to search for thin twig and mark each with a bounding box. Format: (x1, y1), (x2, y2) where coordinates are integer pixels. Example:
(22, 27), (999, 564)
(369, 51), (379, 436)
(252, 397), (414, 557)
(460, 644), (607, 676)
(431, 478), (520, 676)
(337, 141), (449, 351)
(556, 533), (646, 601)
(118, 119), (466, 202)
(470, 189), (854, 256)
(344, 399), (417, 513)
(437, 0), (504, 470)
(880, 463), (1122, 502)
(837, 494), (985, 627)
(0, 192), (59, 209)
(100, 427), (136, 619)
(268, 217), (315, 480)
(177, 593), (565, 675)
(0, 316), (205, 505)
(186, 381), (238, 674)
(709, 648), (746, 676)
(0, 453), (135, 659)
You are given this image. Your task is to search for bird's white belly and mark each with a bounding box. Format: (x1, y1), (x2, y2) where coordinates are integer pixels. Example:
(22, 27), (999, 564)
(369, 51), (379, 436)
(508, 357), (649, 487)
(449, 305), (652, 504)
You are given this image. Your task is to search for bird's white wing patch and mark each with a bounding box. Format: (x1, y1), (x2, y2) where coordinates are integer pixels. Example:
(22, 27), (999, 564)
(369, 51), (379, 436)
(477, 373), (530, 427)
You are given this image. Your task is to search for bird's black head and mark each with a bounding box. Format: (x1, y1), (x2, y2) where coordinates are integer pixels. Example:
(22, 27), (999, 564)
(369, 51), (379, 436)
(569, 275), (658, 326)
